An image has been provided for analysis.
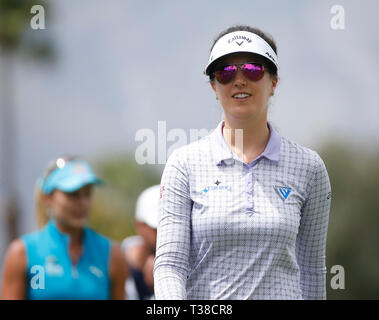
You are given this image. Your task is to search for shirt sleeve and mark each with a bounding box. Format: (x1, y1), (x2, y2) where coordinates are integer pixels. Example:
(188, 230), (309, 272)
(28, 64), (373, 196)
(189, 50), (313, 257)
(153, 149), (192, 300)
(296, 153), (331, 300)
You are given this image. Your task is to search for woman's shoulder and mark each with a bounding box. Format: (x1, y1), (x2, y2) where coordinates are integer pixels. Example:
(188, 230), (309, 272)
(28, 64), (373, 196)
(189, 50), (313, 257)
(2, 238), (27, 276)
(5, 238), (26, 259)
(85, 227), (112, 247)
(174, 134), (212, 153)
(165, 132), (214, 166)
(280, 136), (325, 165)
(20, 225), (48, 246)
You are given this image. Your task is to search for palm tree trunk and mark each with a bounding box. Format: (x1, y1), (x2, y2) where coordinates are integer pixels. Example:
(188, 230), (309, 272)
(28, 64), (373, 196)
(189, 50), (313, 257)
(0, 48), (19, 246)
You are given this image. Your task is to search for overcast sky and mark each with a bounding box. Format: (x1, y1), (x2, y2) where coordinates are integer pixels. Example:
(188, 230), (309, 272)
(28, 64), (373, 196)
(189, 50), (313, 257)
(1, 0), (378, 248)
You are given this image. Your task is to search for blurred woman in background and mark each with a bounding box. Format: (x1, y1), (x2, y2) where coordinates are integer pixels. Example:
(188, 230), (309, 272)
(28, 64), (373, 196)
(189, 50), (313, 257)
(122, 184), (159, 300)
(1, 156), (128, 299)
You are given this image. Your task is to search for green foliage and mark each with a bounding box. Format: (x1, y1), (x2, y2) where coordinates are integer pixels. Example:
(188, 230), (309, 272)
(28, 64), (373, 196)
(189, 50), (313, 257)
(0, 0), (54, 60)
(88, 152), (161, 243)
(0, 0), (30, 51)
(321, 142), (379, 299)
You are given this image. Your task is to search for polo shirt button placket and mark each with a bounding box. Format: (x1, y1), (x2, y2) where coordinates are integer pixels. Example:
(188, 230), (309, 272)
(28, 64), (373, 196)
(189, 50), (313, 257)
(244, 165), (255, 215)
(250, 169), (256, 213)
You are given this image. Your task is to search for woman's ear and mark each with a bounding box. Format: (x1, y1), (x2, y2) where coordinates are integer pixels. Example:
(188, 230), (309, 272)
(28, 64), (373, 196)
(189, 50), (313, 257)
(42, 193), (52, 208)
(210, 80), (218, 100)
(271, 76), (278, 96)
(210, 80), (216, 92)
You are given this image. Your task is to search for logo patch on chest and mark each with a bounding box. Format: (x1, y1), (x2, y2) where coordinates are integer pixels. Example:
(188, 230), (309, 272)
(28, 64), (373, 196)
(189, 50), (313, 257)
(45, 255), (64, 276)
(202, 180), (231, 193)
(89, 265), (104, 278)
(274, 186), (292, 201)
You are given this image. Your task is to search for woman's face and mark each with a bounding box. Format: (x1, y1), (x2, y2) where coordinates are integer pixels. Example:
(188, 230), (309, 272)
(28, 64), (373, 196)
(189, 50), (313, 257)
(46, 184), (93, 230)
(211, 52), (278, 123)
(135, 220), (157, 253)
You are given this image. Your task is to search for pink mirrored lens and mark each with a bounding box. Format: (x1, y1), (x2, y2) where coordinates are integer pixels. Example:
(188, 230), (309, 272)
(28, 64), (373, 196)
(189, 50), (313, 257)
(241, 63), (264, 81)
(215, 65), (237, 84)
(214, 63), (264, 84)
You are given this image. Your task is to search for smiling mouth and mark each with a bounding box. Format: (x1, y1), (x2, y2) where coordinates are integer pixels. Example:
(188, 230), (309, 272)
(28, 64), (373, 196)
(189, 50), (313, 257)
(232, 93), (252, 99)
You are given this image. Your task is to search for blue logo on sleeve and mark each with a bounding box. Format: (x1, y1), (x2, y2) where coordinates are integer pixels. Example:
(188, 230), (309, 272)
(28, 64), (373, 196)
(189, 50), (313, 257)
(275, 186), (292, 201)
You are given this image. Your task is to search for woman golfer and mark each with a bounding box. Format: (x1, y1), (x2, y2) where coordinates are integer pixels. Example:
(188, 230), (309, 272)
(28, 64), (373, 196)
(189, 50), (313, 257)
(154, 25), (331, 300)
(1, 156), (128, 299)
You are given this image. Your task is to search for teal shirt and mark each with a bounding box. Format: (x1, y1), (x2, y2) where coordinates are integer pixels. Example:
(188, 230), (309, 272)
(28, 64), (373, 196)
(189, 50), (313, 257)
(21, 220), (111, 300)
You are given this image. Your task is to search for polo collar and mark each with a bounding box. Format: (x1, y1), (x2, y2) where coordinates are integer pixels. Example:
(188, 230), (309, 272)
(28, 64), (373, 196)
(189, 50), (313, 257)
(47, 218), (89, 247)
(210, 120), (281, 165)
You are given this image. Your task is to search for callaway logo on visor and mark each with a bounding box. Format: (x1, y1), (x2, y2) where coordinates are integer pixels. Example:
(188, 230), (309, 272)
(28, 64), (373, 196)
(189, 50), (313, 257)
(204, 31), (279, 75)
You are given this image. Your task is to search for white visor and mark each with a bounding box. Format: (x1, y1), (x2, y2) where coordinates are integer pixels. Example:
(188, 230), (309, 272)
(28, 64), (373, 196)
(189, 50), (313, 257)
(135, 184), (160, 229)
(204, 31), (278, 75)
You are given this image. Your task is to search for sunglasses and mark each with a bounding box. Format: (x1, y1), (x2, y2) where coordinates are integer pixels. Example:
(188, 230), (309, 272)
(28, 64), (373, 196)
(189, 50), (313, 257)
(213, 62), (265, 84)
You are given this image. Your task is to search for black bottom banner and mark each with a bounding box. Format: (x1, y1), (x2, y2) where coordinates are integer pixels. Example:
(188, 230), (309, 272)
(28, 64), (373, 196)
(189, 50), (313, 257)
(0, 300), (376, 318)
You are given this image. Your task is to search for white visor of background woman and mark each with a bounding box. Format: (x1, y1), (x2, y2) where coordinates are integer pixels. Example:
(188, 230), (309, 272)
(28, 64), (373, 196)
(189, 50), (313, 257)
(204, 31), (279, 76)
(135, 185), (160, 229)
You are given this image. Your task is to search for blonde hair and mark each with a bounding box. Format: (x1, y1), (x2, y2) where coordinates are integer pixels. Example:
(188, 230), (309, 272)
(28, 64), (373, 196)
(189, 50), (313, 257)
(35, 185), (50, 228)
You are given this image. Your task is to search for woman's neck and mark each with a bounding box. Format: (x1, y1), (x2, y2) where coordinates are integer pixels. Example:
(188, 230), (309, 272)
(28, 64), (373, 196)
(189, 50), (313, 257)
(223, 116), (270, 164)
(55, 219), (84, 246)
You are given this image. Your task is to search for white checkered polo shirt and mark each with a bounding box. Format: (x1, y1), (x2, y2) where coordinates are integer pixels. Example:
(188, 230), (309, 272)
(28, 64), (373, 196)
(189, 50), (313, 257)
(154, 121), (331, 300)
